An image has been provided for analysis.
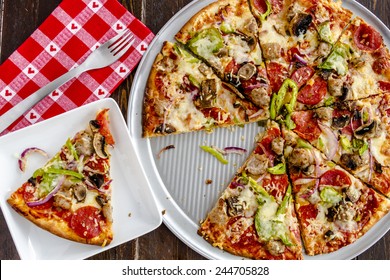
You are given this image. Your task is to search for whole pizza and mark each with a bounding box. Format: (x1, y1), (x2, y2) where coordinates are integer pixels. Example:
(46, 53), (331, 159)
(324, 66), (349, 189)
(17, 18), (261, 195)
(142, 0), (390, 259)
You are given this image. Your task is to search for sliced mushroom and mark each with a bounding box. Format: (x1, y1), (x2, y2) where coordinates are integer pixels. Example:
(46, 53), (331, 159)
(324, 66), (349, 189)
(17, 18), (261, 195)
(89, 173), (105, 189)
(89, 120), (100, 133)
(340, 153), (362, 171)
(194, 79), (217, 108)
(354, 121), (380, 139)
(93, 133), (108, 158)
(95, 195), (106, 207)
(234, 31), (256, 51)
(154, 123), (177, 135)
(226, 196), (244, 217)
(237, 63), (257, 81)
(290, 13), (313, 36)
(73, 183), (87, 202)
(324, 230), (335, 240)
(332, 113), (350, 129)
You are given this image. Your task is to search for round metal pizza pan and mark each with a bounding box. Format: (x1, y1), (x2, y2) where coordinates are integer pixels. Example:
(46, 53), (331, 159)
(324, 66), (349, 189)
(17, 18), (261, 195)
(127, 0), (390, 260)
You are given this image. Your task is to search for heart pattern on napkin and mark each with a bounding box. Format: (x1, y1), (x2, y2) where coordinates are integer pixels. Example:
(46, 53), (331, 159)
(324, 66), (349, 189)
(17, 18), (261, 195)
(0, 0), (154, 135)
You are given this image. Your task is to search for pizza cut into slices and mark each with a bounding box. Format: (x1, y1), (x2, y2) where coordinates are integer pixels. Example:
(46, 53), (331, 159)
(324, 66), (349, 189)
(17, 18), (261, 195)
(198, 120), (303, 259)
(7, 109), (115, 246)
(174, 0), (272, 110)
(142, 41), (268, 137)
(283, 128), (390, 255)
(288, 94), (390, 197)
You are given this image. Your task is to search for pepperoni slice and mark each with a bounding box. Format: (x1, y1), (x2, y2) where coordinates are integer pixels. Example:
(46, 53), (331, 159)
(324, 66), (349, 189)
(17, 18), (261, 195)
(267, 62), (288, 93)
(353, 23), (383, 52)
(297, 77), (327, 105)
(262, 174), (289, 199)
(298, 204), (318, 225)
(291, 111), (321, 142)
(379, 81), (390, 92)
(319, 169), (352, 187)
(290, 66), (315, 88)
(372, 57), (390, 75)
(70, 206), (102, 239)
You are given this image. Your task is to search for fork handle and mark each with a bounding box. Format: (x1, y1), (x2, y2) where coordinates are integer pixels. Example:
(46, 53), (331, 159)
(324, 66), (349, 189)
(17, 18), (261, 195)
(0, 66), (83, 134)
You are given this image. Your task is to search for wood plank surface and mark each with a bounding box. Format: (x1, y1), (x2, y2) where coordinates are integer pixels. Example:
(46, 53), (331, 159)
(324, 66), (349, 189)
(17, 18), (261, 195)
(0, 0), (389, 260)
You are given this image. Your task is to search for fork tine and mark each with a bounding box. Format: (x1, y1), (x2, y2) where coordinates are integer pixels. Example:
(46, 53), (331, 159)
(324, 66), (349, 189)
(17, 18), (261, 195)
(109, 31), (133, 53)
(107, 29), (131, 49)
(111, 34), (135, 57)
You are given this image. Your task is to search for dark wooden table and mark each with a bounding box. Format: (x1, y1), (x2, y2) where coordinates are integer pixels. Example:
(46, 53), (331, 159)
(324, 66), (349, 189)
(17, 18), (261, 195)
(0, 0), (389, 260)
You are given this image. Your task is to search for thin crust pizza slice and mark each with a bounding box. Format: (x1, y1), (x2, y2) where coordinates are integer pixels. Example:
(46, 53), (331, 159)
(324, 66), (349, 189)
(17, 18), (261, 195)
(175, 0), (272, 110)
(7, 109), (114, 246)
(199, 120), (303, 259)
(283, 128), (390, 255)
(143, 41), (267, 137)
(249, 0), (352, 109)
(288, 94), (390, 197)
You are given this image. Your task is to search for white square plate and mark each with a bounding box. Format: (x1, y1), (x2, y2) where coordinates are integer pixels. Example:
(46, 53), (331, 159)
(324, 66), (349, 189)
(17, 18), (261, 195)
(0, 98), (162, 259)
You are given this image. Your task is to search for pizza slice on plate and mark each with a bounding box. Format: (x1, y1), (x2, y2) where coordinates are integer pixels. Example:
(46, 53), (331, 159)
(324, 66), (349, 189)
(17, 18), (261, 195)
(288, 94), (390, 197)
(283, 128), (390, 255)
(174, 0), (272, 111)
(7, 109), (115, 246)
(142, 41), (268, 137)
(199, 120), (303, 259)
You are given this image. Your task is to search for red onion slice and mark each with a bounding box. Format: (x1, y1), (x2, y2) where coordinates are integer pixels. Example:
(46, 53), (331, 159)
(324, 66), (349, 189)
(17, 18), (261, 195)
(18, 147), (48, 172)
(223, 147), (247, 155)
(318, 122), (339, 160)
(26, 176), (65, 207)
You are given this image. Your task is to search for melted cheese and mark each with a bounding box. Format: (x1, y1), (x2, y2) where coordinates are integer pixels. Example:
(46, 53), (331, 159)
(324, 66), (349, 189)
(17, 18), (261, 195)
(371, 130), (389, 166)
(71, 190), (102, 212)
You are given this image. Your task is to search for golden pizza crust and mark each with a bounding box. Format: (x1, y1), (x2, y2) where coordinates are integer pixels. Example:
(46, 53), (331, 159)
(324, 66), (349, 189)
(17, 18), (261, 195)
(7, 188), (113, 246)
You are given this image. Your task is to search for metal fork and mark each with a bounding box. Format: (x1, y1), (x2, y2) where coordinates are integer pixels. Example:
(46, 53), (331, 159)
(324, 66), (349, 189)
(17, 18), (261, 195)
(0, 29), (135, 134)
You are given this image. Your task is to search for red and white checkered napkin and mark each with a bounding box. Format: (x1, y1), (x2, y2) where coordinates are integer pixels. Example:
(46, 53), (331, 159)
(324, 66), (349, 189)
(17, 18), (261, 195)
(0, 0), (154, 135)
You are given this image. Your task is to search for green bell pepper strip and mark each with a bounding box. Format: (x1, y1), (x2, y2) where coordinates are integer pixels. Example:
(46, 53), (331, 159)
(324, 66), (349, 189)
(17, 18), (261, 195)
(254, 193), (294, 246)
(248, 177), (275, 204)
(66, 138), (79, 161)
(318, 43), (351, 76)
(187, 27), (224, 57)
(276, 184), (292, 217)
(200, 145), (228, 164)
(45, 167), (84, 179)
(318, 21), (334, 44)
(267, 163), (286, 175)
(270, 78), (298, 120)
